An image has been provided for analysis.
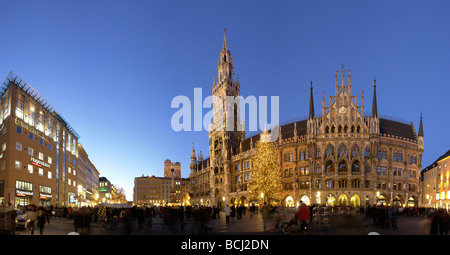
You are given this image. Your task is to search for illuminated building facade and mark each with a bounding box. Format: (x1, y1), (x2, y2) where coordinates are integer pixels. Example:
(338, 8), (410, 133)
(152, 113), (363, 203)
(189, 30), (424, 208)
(133, 175), (190, 206)
(99, 177), (112, 203)
(421, 149), (450, 209)
(0, 72), (80, 207)
(76, 143), (100, 206)
(133, 160), (190, 206)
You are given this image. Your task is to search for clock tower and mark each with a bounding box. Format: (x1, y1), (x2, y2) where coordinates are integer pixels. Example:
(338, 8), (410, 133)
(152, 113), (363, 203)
(208, 28), (245, 206)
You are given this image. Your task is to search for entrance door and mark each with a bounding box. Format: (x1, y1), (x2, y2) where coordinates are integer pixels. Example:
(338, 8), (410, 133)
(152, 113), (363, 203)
(285, 196), (294, 207)
(338, 194), (348, 206)
(350, 194), (360, 207)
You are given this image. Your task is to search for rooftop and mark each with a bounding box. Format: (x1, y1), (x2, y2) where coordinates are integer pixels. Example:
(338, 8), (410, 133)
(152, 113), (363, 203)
(1, 71), (80, 139)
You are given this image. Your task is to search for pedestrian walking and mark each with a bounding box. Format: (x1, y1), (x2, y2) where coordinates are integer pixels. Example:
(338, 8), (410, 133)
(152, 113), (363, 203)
(439, 210), (450, 235)
(25, 205), (38, 235)
(136, 208), (144, 229)
(224, 204), (232, 224)
(230, 205), (236, 224)
(260, 202), (270, 232)
(237, 205), (243, 220)
(185, 206), (191, 222)
(37, 207), (46, 235)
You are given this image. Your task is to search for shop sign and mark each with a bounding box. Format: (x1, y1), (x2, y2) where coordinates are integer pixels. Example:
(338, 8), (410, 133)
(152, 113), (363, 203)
(31, 157), (50, 168)
(99, 187), (107, 192)
(16, 190), (33, 197)
(39, 193), (52, 199)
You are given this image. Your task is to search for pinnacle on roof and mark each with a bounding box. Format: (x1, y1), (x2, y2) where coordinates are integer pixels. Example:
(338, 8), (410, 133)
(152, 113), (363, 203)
(418, 112), (424, 137)
(372, 77), (378, 118)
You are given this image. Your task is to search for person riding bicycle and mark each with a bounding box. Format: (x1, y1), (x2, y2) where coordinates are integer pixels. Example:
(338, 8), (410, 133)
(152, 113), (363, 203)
(294, 200), (310, 231)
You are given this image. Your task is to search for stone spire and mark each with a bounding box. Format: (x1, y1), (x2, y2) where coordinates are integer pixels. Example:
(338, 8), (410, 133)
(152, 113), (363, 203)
(418, 112), (424, 137)
(217, 27), (233, 83)
(372, 77), (378, 118)
(191, 142), (196, 158)
(223, 27), (228, 50)
(309, 81), (315, 119)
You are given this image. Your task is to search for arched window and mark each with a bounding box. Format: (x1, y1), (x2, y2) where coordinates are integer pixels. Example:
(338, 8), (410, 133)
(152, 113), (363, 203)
(338, 161), (347, 173)
(325, 126), (330, 134)
(338, 144), (347, 157)
(284, 151), (293, 162)
(325, 161), (334, 173)
(352, 161), (360, 173)
(325, 144), (334, 157)
(351, 144), (360, 157)
(365, 147), (370, 157)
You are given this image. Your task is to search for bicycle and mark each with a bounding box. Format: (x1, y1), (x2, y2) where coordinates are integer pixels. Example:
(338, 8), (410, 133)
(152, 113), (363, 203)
(280, 218), (311, 235)
(99, 216), (121, 230)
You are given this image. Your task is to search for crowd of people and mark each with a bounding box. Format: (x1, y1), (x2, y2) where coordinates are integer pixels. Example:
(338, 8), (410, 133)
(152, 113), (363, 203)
(2, 201), (450, 235)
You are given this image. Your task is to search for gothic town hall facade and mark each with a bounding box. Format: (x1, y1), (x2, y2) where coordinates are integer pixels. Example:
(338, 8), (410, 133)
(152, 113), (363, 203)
(189, 30), (424, 208)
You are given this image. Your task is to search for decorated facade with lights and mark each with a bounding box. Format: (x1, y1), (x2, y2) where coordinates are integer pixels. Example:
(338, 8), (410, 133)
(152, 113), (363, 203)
(189, 30), (424, 208)
(0, 72), (102, 207)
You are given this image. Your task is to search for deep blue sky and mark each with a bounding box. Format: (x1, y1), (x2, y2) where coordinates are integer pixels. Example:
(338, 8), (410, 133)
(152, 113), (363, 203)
(0, 0), (449, 201)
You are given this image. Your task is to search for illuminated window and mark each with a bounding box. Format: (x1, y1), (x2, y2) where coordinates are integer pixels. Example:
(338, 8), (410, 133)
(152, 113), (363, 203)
(37, 110), (44, 132)
(28, 147), (33, 156)
(15, 160), (22, 170)
(1, 143), (5, 152)
(28, 102), (35, 126)
(48, 157), (52, 164)
(15, 93), (24, 119)
(39, 168), (43, 176)
(28, 164), (33, 174)
(45, 117), (52, 137)
(38, 152), (44, 160)
(15, 142), (22, 151)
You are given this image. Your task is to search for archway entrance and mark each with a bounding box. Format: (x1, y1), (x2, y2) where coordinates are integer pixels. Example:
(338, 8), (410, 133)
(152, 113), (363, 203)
(300, 195), (310, 206)
(338, 194), (348, 206)
(326, 194), (335, 206)
(239, 196), (248, 207)
(407, 196), (418, 207)
(377, 195), (389, 206)
(285, 196), (295, 207)
(350, 194), (360, 207)
(393, 195), (404, 207)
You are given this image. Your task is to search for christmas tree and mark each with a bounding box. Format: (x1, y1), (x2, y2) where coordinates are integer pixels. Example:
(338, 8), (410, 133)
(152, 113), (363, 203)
(249, 127), (282, 204)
